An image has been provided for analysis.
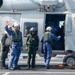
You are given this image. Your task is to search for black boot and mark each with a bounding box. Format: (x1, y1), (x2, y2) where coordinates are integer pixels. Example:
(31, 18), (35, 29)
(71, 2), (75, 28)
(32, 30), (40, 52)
(32, 65), (36, 69)
(26, 66), (30, 70)
(46, 66), (50, 69)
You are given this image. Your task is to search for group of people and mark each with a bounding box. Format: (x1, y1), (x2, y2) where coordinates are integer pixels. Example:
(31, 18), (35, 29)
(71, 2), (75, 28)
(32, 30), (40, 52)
(1, 21), (61, 70)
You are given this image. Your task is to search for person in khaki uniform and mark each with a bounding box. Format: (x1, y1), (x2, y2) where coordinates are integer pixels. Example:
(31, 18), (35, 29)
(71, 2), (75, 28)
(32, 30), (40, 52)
(26, 27), (39, 69)
(1, 31), (10, 69)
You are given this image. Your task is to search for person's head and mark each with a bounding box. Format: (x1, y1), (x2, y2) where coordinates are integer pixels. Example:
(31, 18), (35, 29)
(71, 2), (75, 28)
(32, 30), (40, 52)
(30, 27), (37, 35)
(13, 22), (20, 31)
(46, 26), (52, 32)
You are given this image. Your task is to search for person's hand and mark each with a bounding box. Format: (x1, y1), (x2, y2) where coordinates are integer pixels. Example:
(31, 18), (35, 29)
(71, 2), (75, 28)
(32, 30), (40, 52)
(36, 47), (38, 50)
(21, 47), (24, 50)
(6, 21), (9, 26)
(58, 36), (61, 38)
(2, 45), (5, 47)
(26, 47), (28, 50)
(3, 51), (7, 53)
